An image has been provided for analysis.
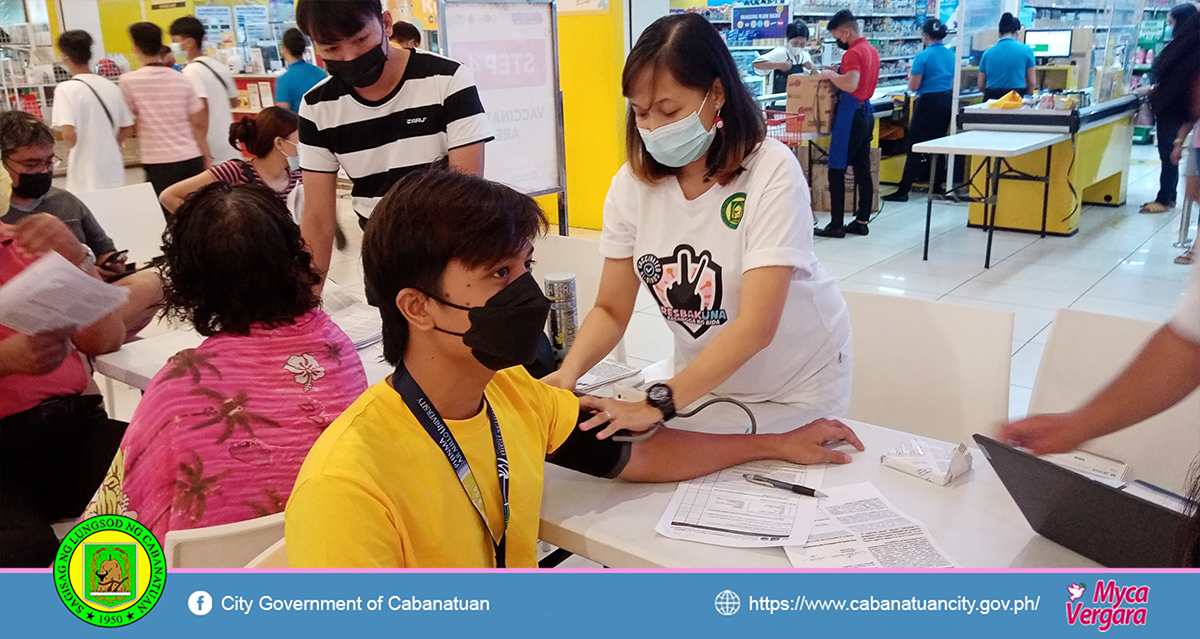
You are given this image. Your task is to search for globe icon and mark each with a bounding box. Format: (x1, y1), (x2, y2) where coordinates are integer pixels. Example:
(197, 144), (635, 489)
(714, 590), (740, 616)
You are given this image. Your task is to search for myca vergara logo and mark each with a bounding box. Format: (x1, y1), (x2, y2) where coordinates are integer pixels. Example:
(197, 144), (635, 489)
(1065, 580), (1149, 632)
(54, 515), (166, 627)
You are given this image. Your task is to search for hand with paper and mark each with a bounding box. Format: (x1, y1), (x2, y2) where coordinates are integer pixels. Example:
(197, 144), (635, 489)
(2, 214), (89, 266)
(0, 251), (129, 337)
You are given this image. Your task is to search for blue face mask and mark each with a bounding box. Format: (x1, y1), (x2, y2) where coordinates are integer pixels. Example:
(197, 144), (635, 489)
(637, 93), (718, 168)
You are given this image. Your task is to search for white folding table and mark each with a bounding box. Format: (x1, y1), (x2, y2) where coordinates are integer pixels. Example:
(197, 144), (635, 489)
(912, 130), (1070, 268)
(539, 402), (1099, 569)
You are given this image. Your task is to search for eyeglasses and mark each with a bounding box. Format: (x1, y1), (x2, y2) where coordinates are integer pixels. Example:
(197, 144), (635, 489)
(4, 156), (60, 173)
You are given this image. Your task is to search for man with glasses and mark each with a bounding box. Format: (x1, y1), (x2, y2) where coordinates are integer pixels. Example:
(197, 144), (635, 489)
(0, 111), (126, 280)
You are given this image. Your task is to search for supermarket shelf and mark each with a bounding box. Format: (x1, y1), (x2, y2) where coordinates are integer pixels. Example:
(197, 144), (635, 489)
(824, 34), (921, 42)
(728, 45), (775, 51)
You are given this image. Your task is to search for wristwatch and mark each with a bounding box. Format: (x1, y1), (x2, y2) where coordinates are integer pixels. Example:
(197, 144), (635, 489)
(646, 383), (677, 422)
(79, 245), (96, 272)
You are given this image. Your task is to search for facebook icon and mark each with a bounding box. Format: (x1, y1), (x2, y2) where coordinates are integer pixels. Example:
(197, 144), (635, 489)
(188, 590), (213, 616)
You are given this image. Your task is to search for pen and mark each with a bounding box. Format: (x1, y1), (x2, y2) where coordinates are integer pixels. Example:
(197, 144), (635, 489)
(743, 473), (828, 498)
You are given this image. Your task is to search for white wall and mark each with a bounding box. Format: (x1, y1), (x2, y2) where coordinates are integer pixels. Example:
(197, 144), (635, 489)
(626, 0), (669, 55)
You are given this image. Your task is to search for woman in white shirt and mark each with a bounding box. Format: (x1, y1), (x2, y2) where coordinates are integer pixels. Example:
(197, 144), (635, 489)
(546, 13), (854, 438)
(752, 21), (815, 95)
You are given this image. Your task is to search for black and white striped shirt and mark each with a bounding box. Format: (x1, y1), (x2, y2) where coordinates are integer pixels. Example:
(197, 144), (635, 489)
(297, 50), (493, 219)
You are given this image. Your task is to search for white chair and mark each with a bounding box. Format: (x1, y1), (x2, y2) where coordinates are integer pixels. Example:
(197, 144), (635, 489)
(163, 512), (285, 569)
(842, 291), (1014, 444)
(74, 182), (166, 266)
(245, 538), (288, 568)
(1029, 308), (1200, 493)
(532, 233), (627, 362)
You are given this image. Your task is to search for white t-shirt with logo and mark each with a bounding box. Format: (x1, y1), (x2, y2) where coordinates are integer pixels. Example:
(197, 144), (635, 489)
(599, 137), (851, 406)
(183, 56), (241, 163)
(51, 74), (135, 193)
(1171, 260), (1200, 345)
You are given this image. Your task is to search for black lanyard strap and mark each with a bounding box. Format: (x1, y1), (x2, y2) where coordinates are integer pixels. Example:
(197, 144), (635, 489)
(392, 361), (510, 568)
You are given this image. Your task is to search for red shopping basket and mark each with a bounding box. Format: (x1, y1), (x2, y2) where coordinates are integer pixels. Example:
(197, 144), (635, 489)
(764, 110), (804, 147)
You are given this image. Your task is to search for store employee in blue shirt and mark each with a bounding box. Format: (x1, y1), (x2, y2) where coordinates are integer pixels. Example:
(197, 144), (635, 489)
(977, 13), (1036, 100)
(274, 28), (328, 112)
(886, 19), (955, 202)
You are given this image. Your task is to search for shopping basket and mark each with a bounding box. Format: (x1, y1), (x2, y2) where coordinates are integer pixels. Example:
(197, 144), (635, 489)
(764, 110), (805, 147)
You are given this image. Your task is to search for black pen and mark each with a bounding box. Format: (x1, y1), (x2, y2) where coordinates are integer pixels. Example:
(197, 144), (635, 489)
(743, 473), (828, 498)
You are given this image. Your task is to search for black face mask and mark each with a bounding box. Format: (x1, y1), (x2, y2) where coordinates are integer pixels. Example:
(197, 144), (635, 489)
(11, 170), (52, 200)
(426, 272), (552, 371)
(836, 39), (850, 51)
(324, 26), (388, 88)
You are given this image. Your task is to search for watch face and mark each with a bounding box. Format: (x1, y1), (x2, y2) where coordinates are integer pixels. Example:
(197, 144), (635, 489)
(649, 386), (670, 404)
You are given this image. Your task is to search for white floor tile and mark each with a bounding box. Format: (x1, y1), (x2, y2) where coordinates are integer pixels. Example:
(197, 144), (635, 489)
(836, 280), (942, 300)
(939, 296), (1056, 343)
(1085, 273), (1190, 307)
(944, 280), (1081, 310)
(967, 261), (1109, 295)
(1068, 295), (1178, 324)
(812, 240), (909, 267)
(1009, 342), (1046, 389)
(818, 259), (870, 281)
(844, 267), (973, 296)
(1002, 241), (1134, 271)
(1008, 385), (1033, 421)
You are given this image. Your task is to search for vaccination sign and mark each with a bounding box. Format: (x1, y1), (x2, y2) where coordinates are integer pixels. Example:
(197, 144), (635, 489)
(442, 1), (563, 197)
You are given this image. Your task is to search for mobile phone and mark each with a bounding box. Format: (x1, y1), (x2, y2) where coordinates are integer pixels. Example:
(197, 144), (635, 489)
(99, 250), (128, 269)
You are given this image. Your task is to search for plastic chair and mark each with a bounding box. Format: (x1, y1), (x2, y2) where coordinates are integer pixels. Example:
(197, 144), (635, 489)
(74, 182), (167, 266)
(841, 291), (1014, 444)
(162, 512), (285, 569)
(245, 538), (288, 568)
(1029, 308), (1200, 493)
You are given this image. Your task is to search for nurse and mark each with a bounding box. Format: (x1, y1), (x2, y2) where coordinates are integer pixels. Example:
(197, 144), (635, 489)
(752, 20), (815, 95)
(977, 13), (1036, 100)
(884, 19), (955, 203)
(543, 13), (853, 434)
(815, 10), (881, 238)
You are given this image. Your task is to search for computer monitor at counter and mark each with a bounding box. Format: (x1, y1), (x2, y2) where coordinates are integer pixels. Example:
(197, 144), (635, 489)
(1024, 29), (1073, 58)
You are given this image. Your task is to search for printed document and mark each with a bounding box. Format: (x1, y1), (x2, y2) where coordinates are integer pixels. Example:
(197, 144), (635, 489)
(655, 460), (824, 548)
(785, 482), (958, 568)
(0, 251), (128, 335)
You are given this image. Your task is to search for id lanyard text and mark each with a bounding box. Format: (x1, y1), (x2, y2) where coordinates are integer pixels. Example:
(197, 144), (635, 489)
(392, 362), (510, 567)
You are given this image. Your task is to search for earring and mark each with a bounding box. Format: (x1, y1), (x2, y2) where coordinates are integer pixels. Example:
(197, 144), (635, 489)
(714, 108), (724, 129)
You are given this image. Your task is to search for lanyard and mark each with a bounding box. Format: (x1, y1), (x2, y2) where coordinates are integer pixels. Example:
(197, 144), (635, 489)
(392, 362), (510, 568)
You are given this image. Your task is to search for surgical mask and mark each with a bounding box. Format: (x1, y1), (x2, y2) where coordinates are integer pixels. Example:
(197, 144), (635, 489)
(425, 272), (552, 371)
(1164, 26), (1174, 40)
(11, 170), (52, 200)
(324, 26), (388, 88)
(169, 42), (182, 54)
(637, 93), (718, 168)
(279, 139), (300, 171)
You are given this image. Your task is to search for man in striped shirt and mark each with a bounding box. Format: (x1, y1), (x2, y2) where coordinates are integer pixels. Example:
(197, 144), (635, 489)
(120, 22), (210, 217)
(295, 0), (493, 288)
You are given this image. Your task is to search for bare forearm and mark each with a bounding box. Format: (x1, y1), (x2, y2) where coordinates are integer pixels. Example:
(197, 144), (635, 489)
(621, 430), (784, 482)
(559, 306), (631, 379)
(1075, 326), (1200, 438)
(300, 203), (336, 286)
(73, 312), (126, 355)
(667, 319), (769, 408)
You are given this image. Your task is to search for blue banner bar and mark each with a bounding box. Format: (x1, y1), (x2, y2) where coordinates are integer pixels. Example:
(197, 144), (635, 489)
(3, 570), (1199, 636)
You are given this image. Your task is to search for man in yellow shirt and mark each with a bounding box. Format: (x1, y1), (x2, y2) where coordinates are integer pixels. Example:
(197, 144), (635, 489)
(285, 170), (865, 568)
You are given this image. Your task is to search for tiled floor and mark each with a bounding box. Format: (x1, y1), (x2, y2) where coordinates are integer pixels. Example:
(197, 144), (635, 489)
(100, 146), (1195, 426)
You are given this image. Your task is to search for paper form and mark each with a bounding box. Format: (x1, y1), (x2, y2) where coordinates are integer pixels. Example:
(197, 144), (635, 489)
(655, 460), (825, 548)
(784, 482), (958, 568)
(329, 303), (383, 349)
(0, 251), (129, 335)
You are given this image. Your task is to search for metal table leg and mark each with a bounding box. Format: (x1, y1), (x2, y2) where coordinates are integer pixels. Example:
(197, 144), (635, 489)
(1040, 145), (1052, 238)
(985, 157), (1002, 268)
(923, 153), (938, 261)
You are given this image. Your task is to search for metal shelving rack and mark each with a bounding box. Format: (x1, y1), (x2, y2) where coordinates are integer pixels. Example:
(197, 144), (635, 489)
(0, 23), (58, 117)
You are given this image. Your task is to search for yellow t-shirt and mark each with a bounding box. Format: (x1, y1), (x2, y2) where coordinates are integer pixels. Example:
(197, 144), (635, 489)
(285, 366), (580, 568)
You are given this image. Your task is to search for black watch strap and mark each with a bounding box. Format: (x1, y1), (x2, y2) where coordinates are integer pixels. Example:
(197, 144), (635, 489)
(646, 383), (677, 422)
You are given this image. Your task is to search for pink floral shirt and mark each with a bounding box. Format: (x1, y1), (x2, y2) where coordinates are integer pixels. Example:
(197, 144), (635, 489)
(82, 310), (367, 542)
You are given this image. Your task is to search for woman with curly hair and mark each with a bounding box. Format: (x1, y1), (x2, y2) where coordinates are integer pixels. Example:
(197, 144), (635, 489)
(80, 183), (367, 540)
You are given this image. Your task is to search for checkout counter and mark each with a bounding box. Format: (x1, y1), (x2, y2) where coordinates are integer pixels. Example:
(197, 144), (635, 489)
(957, 94), (1139, 235)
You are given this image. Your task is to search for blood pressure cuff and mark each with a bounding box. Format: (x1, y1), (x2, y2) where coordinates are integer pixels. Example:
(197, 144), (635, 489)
(545, 410), (632, 479)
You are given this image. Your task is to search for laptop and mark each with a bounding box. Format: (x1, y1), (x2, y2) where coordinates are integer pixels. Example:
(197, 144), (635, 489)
(973, 434), (1193, 568)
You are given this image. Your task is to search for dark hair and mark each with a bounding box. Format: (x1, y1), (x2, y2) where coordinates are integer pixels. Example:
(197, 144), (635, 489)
(999, 12), (1021, 35)
(0, 111), (55, 158)
(785, 21), (809, 41)
(622, 13), (766, 186)
(1170, 3), (1198, 28)
(169, 16), (205, 48)
(828, 10), (858, 32)
(229, 107), (299, 158)
(1151, 14), (1199, 123)
(281, 27), (308, 58)
(922, 18), (948, 40)
(363, 171), (547, 364)
(1183, 459), (1200, 566)
(58, 30), (93, 66)
(295, 0), (382, 45)
(129, 22), (163, 56)
(161, 182), (320, 337)
(390, 20), (421, 46)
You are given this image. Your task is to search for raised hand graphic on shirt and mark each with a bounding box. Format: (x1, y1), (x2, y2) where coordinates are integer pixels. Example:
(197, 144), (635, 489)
(666, 249), (708, 312)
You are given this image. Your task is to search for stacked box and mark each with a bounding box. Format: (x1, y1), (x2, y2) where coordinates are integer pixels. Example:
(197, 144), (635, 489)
(786, 76), (837, 134)
(808, 148), (881, 213)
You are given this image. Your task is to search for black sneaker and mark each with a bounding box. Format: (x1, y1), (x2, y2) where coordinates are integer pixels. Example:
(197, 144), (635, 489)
(846, 221), (870, 236)
(815, 224), (846, 238)
(882, 191), (909, 202)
